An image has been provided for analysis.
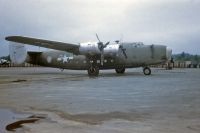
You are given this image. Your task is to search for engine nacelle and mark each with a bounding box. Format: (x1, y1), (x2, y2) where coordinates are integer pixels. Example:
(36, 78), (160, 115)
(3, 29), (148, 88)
(79, 42), (101, 55)
(104, 44), (120, 57)
(79, 42), (120, 57)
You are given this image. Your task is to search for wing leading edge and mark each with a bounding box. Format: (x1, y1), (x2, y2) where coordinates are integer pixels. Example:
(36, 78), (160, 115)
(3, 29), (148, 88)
(5, 36), (80, 54)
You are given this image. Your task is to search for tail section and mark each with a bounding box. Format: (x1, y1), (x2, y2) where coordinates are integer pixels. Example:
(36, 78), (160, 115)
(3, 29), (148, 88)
(9, 42), (27, 64)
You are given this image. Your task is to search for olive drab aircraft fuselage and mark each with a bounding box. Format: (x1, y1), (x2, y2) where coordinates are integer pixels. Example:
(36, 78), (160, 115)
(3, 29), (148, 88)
(5, 35), (172, 76)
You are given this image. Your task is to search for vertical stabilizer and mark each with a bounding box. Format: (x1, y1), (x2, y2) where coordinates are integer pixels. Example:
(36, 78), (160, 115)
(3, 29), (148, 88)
(9, 42), (27, 64)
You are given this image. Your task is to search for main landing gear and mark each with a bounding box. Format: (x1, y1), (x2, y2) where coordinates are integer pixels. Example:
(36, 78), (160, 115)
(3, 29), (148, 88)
(87, 66), (99, 76)
(143, 67), (151, 75)
(115, 67), (125, 74)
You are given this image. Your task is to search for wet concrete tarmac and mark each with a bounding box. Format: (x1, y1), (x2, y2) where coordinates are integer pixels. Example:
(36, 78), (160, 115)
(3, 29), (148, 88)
(0, 67), (200, 132)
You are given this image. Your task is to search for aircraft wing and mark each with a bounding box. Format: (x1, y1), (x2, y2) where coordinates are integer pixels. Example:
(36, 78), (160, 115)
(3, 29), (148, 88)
(5, 36), (80, 54)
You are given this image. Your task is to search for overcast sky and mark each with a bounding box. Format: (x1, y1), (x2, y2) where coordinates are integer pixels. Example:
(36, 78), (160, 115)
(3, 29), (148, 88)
(0, 0), (200, 56)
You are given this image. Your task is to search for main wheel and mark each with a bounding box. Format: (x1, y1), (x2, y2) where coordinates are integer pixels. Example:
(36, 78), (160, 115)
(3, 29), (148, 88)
(115, 67), (125, 74)
(88, 66), (99, 76)
(143, 67), (151, 75)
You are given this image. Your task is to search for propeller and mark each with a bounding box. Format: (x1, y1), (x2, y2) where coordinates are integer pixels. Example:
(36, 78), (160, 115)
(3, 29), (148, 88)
(116, 36), (127, 59)
(119, 45), (128, 59)
(96, 34), (110, 65)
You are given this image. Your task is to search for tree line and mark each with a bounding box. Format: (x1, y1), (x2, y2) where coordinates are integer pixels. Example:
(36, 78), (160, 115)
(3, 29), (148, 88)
(173, 52), (200, 62)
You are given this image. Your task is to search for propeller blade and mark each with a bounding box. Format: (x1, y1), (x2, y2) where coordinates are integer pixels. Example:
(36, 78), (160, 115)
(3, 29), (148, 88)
(119, 45), (128, 59)
(101, 51), (104, 66)
(103, 41), (110, 48)
(96, 33), (101, 42)
(120, 34), (123, 43)
(122, 48), (128, 59)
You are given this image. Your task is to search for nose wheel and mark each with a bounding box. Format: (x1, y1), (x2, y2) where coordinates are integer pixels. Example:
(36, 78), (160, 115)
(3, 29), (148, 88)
(88, 66), (99, 76)
(143, 67), (151, 75)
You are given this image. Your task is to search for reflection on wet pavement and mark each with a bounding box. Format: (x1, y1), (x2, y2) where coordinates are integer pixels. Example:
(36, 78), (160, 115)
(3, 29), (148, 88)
(0, 109), (30, 133)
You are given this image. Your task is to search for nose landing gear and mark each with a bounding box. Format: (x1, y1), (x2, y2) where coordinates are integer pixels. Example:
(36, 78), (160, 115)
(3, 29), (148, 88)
(143, 67), (151, 75)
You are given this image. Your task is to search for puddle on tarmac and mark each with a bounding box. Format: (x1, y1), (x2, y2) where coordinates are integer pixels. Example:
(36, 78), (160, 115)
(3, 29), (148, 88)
(12, 79), (27, 83)
(0, 108), (44, 132)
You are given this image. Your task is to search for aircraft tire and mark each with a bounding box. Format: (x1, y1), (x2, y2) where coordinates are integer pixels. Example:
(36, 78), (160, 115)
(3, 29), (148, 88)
(88, 66), (99, 76)
(115, 68), (125, 74)
(143, 67), (151, 75)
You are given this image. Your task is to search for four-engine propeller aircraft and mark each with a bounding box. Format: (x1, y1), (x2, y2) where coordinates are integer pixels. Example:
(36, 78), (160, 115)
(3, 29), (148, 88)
(5, 34), (172, 76)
